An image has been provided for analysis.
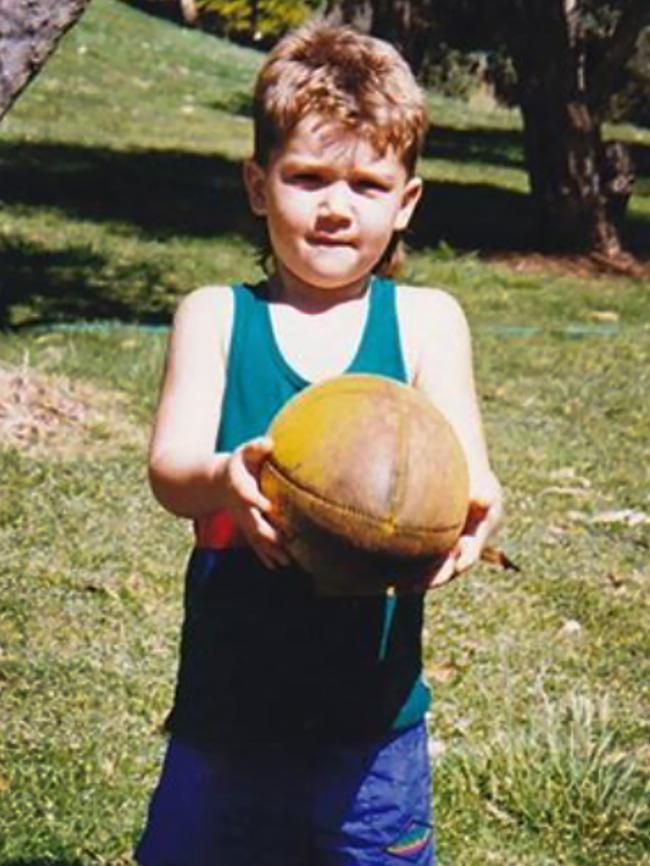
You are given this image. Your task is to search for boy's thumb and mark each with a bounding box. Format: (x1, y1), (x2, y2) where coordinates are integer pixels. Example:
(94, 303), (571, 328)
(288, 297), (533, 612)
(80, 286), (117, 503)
(241, 436), (273, 466)
(463, 499), (490, 535)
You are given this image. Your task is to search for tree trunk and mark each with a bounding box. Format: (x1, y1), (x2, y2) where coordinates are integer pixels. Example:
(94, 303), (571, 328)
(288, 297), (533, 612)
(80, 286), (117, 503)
(179, 0), (199, 26)
(325, 0), (373, 34)
(370, 0), (432, 75)
(249, 0), (259, 41)
(509, 0), (622, 255)
(0, 0), (92, 121)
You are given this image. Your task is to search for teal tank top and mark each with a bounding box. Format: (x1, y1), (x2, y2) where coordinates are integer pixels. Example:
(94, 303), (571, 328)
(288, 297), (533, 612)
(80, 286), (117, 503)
(167, 276), (431, 748)
(218, 275), (409, 449)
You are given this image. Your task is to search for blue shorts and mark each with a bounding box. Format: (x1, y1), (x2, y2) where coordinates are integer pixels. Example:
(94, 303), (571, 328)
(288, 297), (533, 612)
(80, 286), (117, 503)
(135, 722), (434, 866)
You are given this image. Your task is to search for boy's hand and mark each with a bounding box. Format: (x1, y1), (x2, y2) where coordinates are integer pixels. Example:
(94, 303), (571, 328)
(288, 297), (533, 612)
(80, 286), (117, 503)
(426, 500), (488, 589)
(223, 436), (290, 570)
(427, 474), (503, 590)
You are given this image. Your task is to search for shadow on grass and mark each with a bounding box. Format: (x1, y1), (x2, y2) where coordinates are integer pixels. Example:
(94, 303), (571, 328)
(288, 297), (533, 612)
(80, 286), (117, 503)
(0, 235), (172, 327)
(0, 140), (256, 325)
(425, 122), (650, 176)
(411, 180), (535, 251)
(1, 135), (649, 325)
(0, 141), (252, 240)
(628, 140), (650, 177)
(118, 0), (187, 25)
(0, 861), (86, 866)
(423, 124), (525, 169)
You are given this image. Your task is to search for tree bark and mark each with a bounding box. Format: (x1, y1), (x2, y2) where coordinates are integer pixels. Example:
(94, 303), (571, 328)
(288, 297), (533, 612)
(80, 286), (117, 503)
(325, 0), (373, 34)
(179, 0), (199, 26)
(370, 0), (432, 75)
(0, 0), (92, 121)
(509, 0), (624, 255)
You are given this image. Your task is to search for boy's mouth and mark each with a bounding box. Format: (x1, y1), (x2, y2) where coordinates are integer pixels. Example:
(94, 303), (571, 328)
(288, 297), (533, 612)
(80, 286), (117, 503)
(308, 234), (355, 247)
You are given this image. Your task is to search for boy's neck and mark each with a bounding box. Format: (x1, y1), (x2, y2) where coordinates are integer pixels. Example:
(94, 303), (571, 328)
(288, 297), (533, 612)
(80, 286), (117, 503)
(268, 264), (371, 313)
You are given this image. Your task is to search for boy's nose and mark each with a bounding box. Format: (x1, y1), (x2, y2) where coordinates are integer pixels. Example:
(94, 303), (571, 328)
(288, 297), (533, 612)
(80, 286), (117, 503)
(319, 182), (352, 221)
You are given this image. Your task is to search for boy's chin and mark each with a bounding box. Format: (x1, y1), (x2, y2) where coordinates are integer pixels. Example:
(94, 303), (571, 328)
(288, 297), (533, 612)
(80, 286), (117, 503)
(286, 260), (375, 293)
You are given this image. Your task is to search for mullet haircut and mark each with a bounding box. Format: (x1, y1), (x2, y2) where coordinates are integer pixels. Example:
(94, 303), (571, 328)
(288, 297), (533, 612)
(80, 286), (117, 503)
(251, 22), (429, 276)
(253, 23), (428, 174)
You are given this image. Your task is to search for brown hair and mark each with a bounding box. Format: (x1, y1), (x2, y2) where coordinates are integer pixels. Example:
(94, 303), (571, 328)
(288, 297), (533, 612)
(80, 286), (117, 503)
(251, 22), (428, 276)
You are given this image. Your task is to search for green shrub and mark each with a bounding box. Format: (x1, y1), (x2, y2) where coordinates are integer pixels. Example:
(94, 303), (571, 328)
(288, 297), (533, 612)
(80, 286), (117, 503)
(196, 0), (316, 43)
(421, 47), (488, 101)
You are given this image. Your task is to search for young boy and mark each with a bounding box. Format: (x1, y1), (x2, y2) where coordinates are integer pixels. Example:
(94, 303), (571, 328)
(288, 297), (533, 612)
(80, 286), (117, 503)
(136, 22), (502, 866)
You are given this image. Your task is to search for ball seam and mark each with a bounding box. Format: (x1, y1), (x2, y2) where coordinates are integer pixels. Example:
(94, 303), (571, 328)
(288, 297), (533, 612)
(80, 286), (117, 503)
(264, 459), (462, 538)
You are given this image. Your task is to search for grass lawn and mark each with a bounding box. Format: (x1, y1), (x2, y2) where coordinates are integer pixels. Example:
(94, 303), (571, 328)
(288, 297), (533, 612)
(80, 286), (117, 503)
(1, 2), (649, 864)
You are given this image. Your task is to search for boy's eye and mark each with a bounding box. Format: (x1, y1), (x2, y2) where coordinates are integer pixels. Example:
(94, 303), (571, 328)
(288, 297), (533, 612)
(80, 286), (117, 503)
(353, 177), (390, 193)
(288, 171), (325, 187)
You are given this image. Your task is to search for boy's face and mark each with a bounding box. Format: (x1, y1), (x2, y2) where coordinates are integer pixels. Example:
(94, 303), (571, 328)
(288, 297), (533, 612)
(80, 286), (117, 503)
(244, 115), (422, 294)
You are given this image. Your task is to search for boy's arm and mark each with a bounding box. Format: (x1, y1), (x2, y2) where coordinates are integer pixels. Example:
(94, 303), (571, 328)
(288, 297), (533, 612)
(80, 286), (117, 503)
(148, 286), (288, 568)
(400, 287), (503, 585)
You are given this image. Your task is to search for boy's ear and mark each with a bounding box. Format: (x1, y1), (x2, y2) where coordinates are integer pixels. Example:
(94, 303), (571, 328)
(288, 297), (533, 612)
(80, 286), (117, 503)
(243, 159), (268, 216)
(394, 176), (423, 232)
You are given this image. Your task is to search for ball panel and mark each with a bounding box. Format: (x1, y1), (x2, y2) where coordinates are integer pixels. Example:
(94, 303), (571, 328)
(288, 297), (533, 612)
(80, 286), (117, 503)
(268, 381), (401, 523)
(398, 401), (470, 532)
(260, 466), (445, 595)
(262, 454), (466, 557)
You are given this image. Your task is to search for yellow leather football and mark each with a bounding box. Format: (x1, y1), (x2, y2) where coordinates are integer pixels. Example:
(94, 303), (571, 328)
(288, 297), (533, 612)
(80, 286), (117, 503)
(260, 374), (469, 595)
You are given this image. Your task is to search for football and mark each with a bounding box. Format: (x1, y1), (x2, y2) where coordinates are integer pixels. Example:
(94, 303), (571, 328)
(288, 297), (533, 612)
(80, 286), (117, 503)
(260, 374), (469, 595)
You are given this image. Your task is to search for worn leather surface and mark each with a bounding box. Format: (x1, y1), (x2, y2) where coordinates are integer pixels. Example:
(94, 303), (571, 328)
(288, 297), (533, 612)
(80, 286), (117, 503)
(260, 374), (469, 594)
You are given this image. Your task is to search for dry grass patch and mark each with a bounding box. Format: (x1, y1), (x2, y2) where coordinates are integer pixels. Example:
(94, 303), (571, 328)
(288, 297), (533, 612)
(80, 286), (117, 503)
(0, 358), (147, 457)
(486, 250), (650, 280)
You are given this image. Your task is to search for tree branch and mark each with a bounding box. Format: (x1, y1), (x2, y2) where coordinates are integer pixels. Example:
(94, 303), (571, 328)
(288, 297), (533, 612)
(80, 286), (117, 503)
(0, 0), (93, 120)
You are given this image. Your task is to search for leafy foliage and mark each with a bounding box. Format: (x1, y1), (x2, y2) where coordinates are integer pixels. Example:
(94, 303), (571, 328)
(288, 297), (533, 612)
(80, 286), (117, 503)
(196, 0), (315, 42)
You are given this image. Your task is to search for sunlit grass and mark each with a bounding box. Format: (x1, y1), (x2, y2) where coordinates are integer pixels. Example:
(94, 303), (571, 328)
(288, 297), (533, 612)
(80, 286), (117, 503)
(0, 2), (649, 864)
(437, 688), (650, 865)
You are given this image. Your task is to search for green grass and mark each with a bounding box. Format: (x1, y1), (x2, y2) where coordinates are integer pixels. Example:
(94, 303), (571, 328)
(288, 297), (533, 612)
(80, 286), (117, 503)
(1, 2), (650, 864)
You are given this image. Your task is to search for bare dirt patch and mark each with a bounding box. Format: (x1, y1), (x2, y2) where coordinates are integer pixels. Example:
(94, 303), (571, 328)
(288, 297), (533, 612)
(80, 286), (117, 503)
(0, 360), (147, 458)
(486, 250), (650, 280)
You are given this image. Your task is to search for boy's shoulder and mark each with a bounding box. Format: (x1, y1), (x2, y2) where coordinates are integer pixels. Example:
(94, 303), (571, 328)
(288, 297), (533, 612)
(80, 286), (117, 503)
(175, 284), (232, 315)
(395, 284), (471, 381)
(171, 284), (235, 357)
(174, 284), (234, 327)
(395, 283), (469, 333)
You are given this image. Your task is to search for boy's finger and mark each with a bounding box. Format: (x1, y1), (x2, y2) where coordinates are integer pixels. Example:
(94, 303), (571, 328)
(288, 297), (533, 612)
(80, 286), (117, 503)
(251, 507), (281, 544)
(241, 515), (278, 568)
(428, 554), (457, 589)
(463, 500), (490, 535)
(245, 487), (273, 513)
(249, 535), (289, 569)
(251, 510), (290, 566)
(454, 535), (481, 573)
(241, 436), (274, 465)
(251, 543), (276, 570)
(229, 461), (273, 512)
(266, 545), (291, 568)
